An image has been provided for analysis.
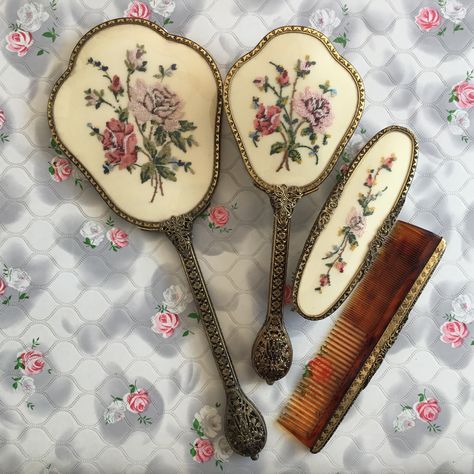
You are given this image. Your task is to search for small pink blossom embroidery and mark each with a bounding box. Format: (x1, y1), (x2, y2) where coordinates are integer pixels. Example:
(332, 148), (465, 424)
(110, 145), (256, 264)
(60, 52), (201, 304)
(208, 206), (229, 228)
(334, 259), (346, 273)
(276, 70), (290, 87)
(151, 309), (180, 338)
(5, 30), (34, 57)
(109, 75), (124, 96)
(440, 320), (469, 348)
(49, 157), (73, 182)
(192, 438), (215, 463)
(106, 228), (129, 251)
(253, 77), (265, 89)
(125, 388), (150, 414)
(346, 206), (367, 238)
(101, 118), (138, 170)
(415, 7), (441, 31)
(124, 1), (152, 19)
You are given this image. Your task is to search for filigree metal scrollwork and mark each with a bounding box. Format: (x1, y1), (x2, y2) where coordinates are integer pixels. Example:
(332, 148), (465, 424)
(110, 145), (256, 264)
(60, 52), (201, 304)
(164, 218), (267, 458)
(252, 185), (302, 384)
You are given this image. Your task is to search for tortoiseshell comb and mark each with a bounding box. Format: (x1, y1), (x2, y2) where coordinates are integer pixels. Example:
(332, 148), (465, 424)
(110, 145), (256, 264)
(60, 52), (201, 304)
(278, 220), (446, 452)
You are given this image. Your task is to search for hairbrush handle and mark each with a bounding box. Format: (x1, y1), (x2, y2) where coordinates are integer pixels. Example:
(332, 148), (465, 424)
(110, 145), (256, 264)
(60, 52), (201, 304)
(252, 186), (302, 385)
(164, 215), (267, 460)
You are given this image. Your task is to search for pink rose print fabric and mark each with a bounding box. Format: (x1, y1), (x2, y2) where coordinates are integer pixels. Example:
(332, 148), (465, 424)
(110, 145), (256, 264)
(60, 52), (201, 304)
(80, 216), (129, 251)
(124, 1), (152, 20)
(6, 30), (34, 57)
(394, 390), (442, 433)
(200, 203), (237, 233)
(439, 294), (474, 347)
(190, 403), (233, 468)
(415, 7), (441, 31)
(151, 309), (180, 338)
(105, 381), (152, 425)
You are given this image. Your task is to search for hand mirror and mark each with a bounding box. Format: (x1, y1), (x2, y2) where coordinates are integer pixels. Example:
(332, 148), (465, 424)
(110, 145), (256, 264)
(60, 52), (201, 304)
(224, 26), (364, 384)
(48, 18), (266, 460)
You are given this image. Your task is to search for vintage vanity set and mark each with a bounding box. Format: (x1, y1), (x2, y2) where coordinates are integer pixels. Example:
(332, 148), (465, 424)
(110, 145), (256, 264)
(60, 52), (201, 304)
(48, 19), (446, 460)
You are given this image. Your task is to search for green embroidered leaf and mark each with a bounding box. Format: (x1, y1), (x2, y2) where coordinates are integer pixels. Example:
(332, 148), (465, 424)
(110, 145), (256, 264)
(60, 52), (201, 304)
(155, 143), (172, 164)
(154, 126), (167, 146)
(143, 138), (157, 158)
(140, 162), (155, 184)
(289, 149), (301, 163)
(270, 141), (286, 155)
(301, 126), (312, 137)
(179, 120), (197, 132)
(157, 166), (177, 182)
(169, 131), (187, 152)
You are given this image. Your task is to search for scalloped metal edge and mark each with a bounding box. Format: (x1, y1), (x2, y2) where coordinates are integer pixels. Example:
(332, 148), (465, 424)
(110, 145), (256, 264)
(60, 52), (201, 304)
(223, 25), (365, 196)
(292, 125), (418, 320)
(47, 17), (223, 231)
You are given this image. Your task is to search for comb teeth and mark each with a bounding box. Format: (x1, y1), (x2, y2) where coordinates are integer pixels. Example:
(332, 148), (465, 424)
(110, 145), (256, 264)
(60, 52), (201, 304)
(278, 221), (446, 451)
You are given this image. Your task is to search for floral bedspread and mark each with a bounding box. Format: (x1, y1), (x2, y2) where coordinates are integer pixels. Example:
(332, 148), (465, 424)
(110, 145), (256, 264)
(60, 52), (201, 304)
(0, 0), (473, 473)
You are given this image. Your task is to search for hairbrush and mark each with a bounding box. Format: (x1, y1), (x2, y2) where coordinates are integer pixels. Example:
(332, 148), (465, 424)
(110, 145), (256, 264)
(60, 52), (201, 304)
(48, 18), (266, 459)
(278, 220), (446, 452)
(224, 26), (364, 384)
(293, 126), (417, 320)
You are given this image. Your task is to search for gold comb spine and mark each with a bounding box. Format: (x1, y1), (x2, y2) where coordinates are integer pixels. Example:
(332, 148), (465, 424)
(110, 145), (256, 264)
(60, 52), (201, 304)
(310, 238), (446, 453)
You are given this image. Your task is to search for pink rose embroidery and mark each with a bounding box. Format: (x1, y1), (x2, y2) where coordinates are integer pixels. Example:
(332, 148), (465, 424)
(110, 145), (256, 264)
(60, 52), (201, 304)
(292, 87), (334, 133)
(253, 104), (281, 136)
(346, 206), (366, 237)
(253, 77), (265, 89)
(415, 7), (441, 31)
(382, 153), (396, 169)
(334, 259), (346, 273)
(128, 78), (184, 131)
(283, 283), (292, 305)
(106, 228), (129, 249)
(5, 30), (34, 57)
(151, 311), (180, 338)
(319, 274), (330, 287)
(440, 320), (469, 348)
(124, 1), (152, 19)
(124, 388), (150, 413)
(0, 277), (6, 296)
(365, 172), (375, 187)
(414, 398), (441, 422)
(0, 109), (6, 130)
(208, 206), (229, 228)
(193, 438), (215, 463)
(49, 157), (73, 182)
(452, 80), (474, 110)
(19, 350), (45, 375)
(102, 118), (138, 169)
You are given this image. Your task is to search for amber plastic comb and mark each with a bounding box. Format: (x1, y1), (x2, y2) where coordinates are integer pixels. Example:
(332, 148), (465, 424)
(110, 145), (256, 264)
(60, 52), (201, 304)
(278, 220), (446, 453)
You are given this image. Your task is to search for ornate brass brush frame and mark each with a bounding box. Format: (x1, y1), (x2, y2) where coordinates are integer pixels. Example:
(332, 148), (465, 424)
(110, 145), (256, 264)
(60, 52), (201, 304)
(293, 126), (418, 320)
(48, 18), (266, 459)
(224, 26), (365, 384)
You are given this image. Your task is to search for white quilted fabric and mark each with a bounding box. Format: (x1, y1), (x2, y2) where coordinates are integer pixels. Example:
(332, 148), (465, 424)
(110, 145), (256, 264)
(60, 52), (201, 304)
(0, 0), (473, 473)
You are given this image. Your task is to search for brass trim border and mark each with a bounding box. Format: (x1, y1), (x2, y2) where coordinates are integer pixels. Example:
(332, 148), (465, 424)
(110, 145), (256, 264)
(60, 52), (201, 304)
(293, 125), (418, 320)
(223, 25), (365, 196)
(47, 17), (223, 231)
(311, 237), (446, 453)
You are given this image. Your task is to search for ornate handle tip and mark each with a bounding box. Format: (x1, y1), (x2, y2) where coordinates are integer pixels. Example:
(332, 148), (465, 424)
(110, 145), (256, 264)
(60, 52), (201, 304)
(252, 317), (293, 384)
(225, 389), (267, 460)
